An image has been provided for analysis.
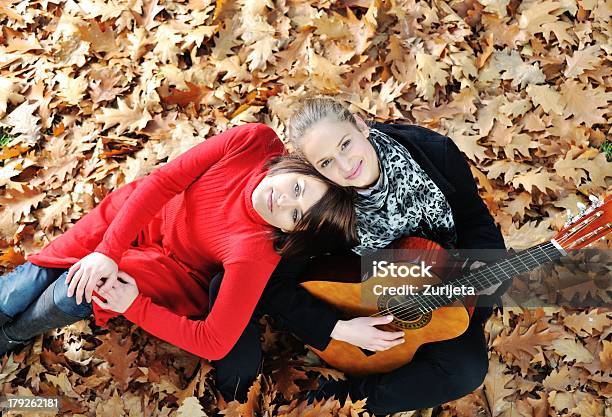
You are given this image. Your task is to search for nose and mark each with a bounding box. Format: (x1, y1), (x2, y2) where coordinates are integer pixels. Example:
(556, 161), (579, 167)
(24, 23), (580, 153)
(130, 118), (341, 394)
(276, 192), (293, 208)
(337, 156), (352, 173)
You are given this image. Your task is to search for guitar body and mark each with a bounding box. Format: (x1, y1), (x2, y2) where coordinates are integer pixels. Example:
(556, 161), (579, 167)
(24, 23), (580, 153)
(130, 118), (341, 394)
(300, 237), (477, 376)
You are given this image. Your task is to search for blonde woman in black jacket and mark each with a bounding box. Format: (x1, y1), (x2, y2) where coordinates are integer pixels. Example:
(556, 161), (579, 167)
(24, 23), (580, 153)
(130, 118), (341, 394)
(212, 97), (508, 415)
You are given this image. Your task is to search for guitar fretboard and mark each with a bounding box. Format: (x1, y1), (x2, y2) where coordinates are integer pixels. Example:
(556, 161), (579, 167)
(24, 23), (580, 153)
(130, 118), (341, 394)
(409, 241), (564, 314)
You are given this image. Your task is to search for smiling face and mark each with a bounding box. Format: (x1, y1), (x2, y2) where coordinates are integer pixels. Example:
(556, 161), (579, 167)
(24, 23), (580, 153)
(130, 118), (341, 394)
(251, 172), (328, 232)
(298, 116), (381, 188)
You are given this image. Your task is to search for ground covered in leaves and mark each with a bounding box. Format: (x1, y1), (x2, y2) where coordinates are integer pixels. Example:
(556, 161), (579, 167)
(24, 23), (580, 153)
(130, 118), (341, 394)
(0, 0), (610, 416)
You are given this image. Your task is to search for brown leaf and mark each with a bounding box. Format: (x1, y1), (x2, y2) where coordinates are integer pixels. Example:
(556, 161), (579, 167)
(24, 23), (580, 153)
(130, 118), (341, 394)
(0, 186), (45, 222)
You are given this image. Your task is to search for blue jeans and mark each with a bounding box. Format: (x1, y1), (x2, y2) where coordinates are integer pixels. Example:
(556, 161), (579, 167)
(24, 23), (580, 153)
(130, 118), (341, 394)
(0, 262), (93, 320)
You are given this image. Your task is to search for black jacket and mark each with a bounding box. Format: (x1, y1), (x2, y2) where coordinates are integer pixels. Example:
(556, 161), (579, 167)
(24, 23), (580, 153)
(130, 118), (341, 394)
(255, 123), (508, 350)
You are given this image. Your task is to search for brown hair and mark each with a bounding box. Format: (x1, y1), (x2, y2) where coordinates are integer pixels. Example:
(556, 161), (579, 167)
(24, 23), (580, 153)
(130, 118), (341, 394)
(264, 155), (358, 257)
(287, 96), (360, 155)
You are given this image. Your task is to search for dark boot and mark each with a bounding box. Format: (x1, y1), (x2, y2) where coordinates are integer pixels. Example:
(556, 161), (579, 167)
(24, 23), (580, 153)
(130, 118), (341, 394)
(0, 281), (85, 356)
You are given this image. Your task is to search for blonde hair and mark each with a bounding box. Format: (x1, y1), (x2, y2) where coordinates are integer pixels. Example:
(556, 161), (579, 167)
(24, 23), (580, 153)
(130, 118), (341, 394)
(287, 97), (359, 154)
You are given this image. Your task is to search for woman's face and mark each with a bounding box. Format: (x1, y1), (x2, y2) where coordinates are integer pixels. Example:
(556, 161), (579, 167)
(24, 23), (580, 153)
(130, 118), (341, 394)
(252, 172), (328, 232)
(299, 116), (380, 188)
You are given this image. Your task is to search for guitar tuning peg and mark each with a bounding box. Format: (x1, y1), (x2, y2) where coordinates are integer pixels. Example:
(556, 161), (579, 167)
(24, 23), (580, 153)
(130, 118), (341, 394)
(588, 194), (603, 207)
(564, 209), (573, 227)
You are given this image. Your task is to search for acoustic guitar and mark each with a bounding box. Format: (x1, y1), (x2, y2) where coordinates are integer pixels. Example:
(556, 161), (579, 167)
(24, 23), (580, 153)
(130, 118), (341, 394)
(300, 194), (611, 376)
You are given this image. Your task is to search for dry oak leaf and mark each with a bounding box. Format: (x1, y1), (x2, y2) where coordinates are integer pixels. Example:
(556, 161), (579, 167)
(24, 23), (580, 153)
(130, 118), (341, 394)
(502, 192), (532, 220)
(445, 391), (489, 417)
(564, 44), (602, 78)
(599, 340), (612, 369)
(484, 355), (515, 417)
(542, 365), (579, 391)
(38, 194), (73, 231)
(0, 76), (24, 116)
(525, 84), (564, 115)
(272, 361), (309, 401)
(550, 338), (594, 364)
(415, 52), (449, 101)
(504, 219), (554, 251)
(94, 388), (126, 417)
(0, 186), (45, 223)
(562, 308), (611, 336)
(45, 372), (81, 399)
(95, 98), (152, 134)
(510, 168), (560, 194)
(94, 331), (138, 391)
(177, 396), (207, 417)
(520, 391), (548, 417)
(447, 129), (488, 161)
(560, 80), (611, 126)
(0, 0), (24, 22)
(552, 146), (601, 187)
(493, 50), (545, 88)
(541, 20), (575, 46)
(547, 390), (576, 414)
(4, 100), (41, 145)
(570, 397), (607, 417)
(307, 50), (347, 92)
(0, 353), (20, 384)
(492, 322), (561, 361)
(518, 0), (565, 35)
(160, 81), (207, 111)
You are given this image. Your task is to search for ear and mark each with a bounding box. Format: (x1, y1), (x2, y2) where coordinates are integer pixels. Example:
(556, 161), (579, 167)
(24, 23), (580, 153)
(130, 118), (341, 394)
(353, 114), (369, 135)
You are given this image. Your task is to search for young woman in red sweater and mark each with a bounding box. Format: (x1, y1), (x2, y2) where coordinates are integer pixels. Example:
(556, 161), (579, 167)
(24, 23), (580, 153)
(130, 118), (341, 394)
(0, 123), (356, 364)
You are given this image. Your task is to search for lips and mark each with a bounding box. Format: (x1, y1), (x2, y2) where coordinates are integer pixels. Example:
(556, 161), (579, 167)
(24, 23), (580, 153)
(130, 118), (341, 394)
(346, 160), (363, 180)
(268, 188), (273, 212)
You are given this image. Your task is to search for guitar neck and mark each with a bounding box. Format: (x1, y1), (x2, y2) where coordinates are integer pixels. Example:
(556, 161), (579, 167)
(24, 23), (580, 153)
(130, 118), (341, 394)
(417, 241), (564, 312)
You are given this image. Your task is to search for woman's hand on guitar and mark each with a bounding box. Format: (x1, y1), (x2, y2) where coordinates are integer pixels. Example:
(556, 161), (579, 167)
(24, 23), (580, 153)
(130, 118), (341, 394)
(66, 251), (119, 305)
(330, 315), (405, 352)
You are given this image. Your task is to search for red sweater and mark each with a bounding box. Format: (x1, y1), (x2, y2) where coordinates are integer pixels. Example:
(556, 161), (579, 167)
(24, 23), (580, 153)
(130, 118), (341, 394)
(28, 123), (285, 360)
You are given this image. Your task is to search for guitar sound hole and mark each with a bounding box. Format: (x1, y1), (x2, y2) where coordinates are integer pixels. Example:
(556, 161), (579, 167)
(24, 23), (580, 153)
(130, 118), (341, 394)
(377, 295), (433, 330)
(387, 297), (421, 321)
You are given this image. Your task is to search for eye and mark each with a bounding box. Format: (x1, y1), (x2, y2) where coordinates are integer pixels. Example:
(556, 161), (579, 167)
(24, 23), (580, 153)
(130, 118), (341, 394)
(292, 208), (298, 223)
(341, 139), (351, 150)
(321, 159), (331, 168)
(294, 182), (300, 196)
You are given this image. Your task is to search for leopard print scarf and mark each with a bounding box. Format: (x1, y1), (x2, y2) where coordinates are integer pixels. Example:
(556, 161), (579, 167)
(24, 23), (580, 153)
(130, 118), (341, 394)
(352, 128), (457, 255)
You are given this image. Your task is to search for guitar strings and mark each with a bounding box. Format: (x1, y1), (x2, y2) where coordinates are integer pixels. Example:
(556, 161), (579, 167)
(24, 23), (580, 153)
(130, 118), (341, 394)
(380, 237), (575, 320)
(371, 240), (566, 321)
(377, 248), (555, 320)
(379, 244), (560, 320)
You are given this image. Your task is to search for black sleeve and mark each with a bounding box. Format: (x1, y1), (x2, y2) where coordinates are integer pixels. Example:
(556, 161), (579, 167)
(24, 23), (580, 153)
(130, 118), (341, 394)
(257, 256), (341, 350)
(443, 138), (511, 298)
(444, 138), (506, 256)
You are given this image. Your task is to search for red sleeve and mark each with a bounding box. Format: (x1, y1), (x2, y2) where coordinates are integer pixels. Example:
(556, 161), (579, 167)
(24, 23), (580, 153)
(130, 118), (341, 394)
(94, 123), (279, 264)
(121, 260), (279, 360)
